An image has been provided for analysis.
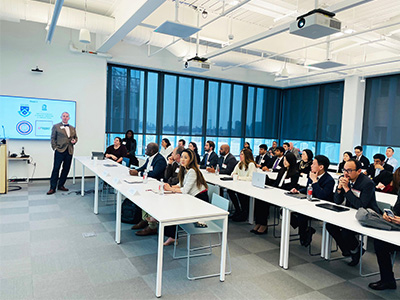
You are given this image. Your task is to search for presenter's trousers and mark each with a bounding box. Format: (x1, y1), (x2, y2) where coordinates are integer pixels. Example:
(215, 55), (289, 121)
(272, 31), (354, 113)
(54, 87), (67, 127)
(50, 149), (72, 190)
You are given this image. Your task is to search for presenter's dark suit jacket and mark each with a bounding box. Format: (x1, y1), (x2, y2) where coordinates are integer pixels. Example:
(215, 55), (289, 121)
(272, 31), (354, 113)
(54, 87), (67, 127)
(255, 154), (271, 169)
(51, 122), (78, 155)
(136, 153), (167, 181)
(334, 173), (380, 213)
(200, 151), (218, 169)
(353, 155), (370, 169)
(299, 173), (335, 202)
(366, 163), (394, 186)
(218, 153), (237, 175)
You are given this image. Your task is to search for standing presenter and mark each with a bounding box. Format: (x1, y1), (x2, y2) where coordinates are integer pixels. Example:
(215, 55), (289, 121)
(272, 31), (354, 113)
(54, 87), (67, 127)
(47, 112), (77, 195)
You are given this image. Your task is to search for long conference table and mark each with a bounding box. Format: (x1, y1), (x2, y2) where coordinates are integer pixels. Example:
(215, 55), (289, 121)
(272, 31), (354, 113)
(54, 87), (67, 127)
(201, 170), (400, 271)
(74, 156), (229, 298)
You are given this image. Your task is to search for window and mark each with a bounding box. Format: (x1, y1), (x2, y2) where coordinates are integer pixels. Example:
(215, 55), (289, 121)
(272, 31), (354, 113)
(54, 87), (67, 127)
(106, 67), (127, 133)
(146, 72), (158, 134)
(162, 75), (177, 134)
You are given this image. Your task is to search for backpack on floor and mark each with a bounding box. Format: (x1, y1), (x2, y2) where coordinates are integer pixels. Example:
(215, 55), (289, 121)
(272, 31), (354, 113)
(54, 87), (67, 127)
(121, 199), (142, 224)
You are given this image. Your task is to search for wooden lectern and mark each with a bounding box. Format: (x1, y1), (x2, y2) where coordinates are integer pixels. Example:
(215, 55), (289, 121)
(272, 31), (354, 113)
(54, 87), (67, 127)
(0, 143), (8, 194)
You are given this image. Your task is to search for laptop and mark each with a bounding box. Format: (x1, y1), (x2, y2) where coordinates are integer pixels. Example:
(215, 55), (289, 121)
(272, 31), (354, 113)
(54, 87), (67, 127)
(252, 172), (270, 189)
(92, 151), (105, 160)
(316, 203), (350, 212)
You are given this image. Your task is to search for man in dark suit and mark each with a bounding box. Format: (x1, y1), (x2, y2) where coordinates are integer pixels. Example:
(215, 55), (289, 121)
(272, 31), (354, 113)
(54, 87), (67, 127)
(268, 141), (278, 157)
(129, 142), (167, 181)
(255, 144), (271, 169)
(266, 146), (285, 172)
(207, 144), (237, 175)
(47, 112), (78, 195)
(353, 145), (370, 169)
(164, 146), (184, 186)
(327, 159), (381, 267)
(283, 142), (290, 155)
(369, 188), (400, 291)
(291, 155), (335, 246)
(130, 142), (167, 236)
(365, 153), (394, 185)
(200, 140), (218, 169)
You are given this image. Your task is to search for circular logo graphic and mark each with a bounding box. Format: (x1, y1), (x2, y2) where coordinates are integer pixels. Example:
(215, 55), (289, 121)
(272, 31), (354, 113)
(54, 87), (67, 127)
(16, 121), (33, 135)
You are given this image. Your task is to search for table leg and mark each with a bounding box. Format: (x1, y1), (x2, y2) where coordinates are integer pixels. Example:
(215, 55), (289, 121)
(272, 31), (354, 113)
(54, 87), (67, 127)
(279, 207), (287, 267)
(283, 209), (291, 269)
(248, 197), (255, 224)
(156, 222), (164, 298)
(220, 216), (228, 282)
(115, 191), (122, 244)
(94, 175), (99, 215)
(72, 158), (76, 185)
(81, 165), (85, 196)
(321, 221), (326, 258)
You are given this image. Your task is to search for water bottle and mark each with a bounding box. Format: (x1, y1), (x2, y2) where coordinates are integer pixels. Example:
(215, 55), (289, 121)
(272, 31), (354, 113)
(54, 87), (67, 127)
(143, 170), (148, 184)
(159, 179), (164, 195)
(307, 184), (313, 201)
(215, 164), (220, 176)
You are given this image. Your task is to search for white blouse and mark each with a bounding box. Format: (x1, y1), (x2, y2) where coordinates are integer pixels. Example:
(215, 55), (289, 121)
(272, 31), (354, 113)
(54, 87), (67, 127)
(231, 162), (257, 181)
(179, 168), (207, 196)
(160, 145), (173, 159)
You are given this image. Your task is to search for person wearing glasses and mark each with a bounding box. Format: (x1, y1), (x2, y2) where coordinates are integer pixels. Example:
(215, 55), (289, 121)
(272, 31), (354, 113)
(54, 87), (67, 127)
(327, 159), (381, 267)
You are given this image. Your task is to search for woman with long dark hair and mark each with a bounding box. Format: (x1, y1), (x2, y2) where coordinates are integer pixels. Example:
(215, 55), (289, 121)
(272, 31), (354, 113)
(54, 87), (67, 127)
(122, 130), (138, 166)
(163, 149), (209, 245)
(160, 138), (173, 159)
(297, 149), (313, 175)
(337, 151), (353, 173)
(228, 148), (256, 222)
(188, 141), (201, 164)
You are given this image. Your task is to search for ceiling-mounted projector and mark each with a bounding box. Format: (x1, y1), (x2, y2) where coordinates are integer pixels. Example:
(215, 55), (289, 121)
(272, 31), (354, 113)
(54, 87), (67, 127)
(183, 56), (210, 72)
(290, 9), (341, 39)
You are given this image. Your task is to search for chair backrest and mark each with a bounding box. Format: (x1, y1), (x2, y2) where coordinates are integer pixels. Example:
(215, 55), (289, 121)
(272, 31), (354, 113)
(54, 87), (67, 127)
(122, 157), (130, 167)
(207, 183), (220, 200)
(211, 193), (229, 211)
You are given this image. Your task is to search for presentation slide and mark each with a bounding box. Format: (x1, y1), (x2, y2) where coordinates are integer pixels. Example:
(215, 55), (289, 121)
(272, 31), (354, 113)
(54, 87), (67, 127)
(0, 95), (76, 140)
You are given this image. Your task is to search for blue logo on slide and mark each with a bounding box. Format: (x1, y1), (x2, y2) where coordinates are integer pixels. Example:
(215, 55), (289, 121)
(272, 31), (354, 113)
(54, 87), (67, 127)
(18, 105), (31, 117)
(16, 121), (33, 135)
(42, 104), (47, 111)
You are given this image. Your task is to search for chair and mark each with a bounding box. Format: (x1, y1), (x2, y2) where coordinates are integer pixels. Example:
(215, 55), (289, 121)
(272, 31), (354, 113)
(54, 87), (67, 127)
(122, 157), (130, 167)
(172, 193), (232, 280)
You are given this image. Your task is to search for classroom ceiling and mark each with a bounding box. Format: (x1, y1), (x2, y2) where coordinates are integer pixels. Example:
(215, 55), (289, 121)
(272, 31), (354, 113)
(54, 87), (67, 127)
(2, 0), (400, 86)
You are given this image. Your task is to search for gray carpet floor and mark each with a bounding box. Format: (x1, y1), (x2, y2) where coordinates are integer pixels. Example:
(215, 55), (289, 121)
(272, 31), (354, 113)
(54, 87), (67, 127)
(1, 179), (399, 299)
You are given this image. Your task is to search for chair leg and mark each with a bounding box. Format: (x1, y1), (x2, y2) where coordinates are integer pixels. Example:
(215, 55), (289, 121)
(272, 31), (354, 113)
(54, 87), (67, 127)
(359, 234), (380, 277)
(173, 225), (179, 259)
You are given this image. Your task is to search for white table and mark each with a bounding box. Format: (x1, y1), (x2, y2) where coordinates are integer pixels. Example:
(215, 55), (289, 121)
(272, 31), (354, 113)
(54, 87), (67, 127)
(74, 156), (229, 298)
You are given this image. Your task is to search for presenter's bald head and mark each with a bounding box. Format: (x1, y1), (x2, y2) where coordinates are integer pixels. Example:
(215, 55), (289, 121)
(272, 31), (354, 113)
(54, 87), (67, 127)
(61, 112), (70, 124)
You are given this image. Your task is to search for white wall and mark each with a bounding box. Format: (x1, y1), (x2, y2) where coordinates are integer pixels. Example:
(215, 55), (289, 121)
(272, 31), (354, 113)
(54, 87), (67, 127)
(0, 20), (107, 179)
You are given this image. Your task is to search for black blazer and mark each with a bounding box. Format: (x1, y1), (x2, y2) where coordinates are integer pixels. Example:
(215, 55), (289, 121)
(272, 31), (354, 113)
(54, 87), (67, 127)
(268, 156), (285, 172)
(274, 168), (299, 191)
(366, 163), (394, 185)
(255, 154), (271, 169)
(218, 153), (237, 175)
(353, 155), (370, 169)
(334, 173), (380, 213)
(200, 151), (218, 169)
(337, 161), (345, 173)
(299, 173), (335, 202)
(136, 153), (167, 181)
(164, 162), (180, 186)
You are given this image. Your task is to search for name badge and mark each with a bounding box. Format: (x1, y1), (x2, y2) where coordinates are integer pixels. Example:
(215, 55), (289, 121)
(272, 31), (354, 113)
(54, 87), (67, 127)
(222, 163), (227, 169)
(112, 177), (120, 185)
(175, 168), (180, 173)
(284, 178), (291, 184)
(351, 188), (361, 198)
(149, 166), (153, 171)
(102, 171), (109, 177)
(261, 160), (265, 164)
(122, 141), (126, 145)
(207, 161), (210, 165)
(276, 166), (281, 170)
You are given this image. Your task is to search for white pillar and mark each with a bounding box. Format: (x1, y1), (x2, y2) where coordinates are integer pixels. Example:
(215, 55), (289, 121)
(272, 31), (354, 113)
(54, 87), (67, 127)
(339, 76), (366, 158)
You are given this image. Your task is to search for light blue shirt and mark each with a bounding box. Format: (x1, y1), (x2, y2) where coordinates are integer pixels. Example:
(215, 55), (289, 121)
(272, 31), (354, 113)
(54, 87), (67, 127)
(386, 156), (398, 172)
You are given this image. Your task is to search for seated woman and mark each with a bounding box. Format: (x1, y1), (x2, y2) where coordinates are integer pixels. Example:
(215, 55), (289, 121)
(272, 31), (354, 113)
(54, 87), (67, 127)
(376, 167), (399, 194)
(297, 149), (313, 175)
(243, 141), (252, 152)
(228, 148), (256, 222)
(337, 151), (352, 173)
(188, 141), (201, 164)
(163, 149), (209, 245)
(105, 137), (127, 163)
(160, 138), (173, 159)
(122, 130), (138, 166)
(252, 152), (299, 234)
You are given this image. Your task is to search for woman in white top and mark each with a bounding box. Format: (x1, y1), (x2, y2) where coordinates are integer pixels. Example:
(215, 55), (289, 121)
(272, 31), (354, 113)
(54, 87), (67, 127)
(163, 149), (209, 245)
(160, 138), (173, 159)
(228, 149), (256, 222)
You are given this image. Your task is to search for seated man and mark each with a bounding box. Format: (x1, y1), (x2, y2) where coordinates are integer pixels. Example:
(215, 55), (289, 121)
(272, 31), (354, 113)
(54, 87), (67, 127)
(200, 140), (218, 169)
(207, 144), (237, 175)
(283, 142), (290, 155)
(164, 146), (184, 186)
(268, 141), (278, 157)
(369, 188), (400, 291)
(353, 145), (370, 169)
(129, 143), (167, 236)
(265, 146), (285, 172)
(385, 147), (398, 171)
(255, 144), (271, 169)
(365, 153), (394, 185)
(290, 155), (335, 246)
(289, 142), (301, 160)
(327, 159), (381, 266)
